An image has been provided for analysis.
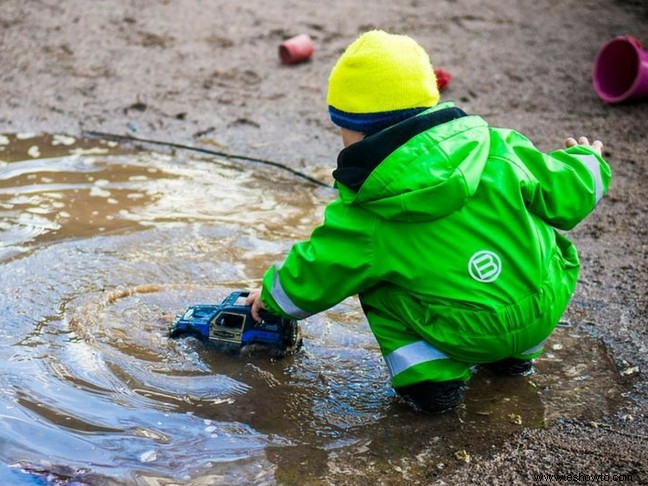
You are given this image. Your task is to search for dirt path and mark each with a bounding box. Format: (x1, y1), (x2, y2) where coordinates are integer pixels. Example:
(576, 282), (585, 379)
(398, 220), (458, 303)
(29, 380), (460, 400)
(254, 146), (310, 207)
(2, 0), (647, 483)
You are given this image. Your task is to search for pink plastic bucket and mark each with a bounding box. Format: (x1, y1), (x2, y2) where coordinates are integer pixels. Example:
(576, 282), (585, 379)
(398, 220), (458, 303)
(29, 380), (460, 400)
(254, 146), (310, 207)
(593, 35), (648, 103)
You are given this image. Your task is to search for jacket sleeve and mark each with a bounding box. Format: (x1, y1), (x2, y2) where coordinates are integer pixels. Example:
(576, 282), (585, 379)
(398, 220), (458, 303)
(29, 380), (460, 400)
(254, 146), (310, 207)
(507, 131), (612, 230)
(260, 200), (379, 319)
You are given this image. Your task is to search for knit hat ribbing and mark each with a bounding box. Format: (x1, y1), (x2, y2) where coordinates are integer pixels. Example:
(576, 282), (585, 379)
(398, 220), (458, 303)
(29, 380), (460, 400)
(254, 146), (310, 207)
(327, 30), (440, 133)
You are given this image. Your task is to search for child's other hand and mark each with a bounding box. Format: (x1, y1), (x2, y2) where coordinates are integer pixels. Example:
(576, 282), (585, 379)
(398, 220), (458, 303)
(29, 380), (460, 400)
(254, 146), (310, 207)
(565, 136), (603, 156)
(245, 288), (266, 322)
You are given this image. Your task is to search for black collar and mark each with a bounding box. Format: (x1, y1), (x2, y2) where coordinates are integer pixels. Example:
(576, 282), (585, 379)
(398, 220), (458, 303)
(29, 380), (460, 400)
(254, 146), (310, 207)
(333, 106), (467, 191)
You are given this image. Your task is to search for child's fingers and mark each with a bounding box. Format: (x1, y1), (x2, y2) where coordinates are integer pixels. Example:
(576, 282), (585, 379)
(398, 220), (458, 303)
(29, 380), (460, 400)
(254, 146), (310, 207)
(565, 136), (603, 155)
(565, 137), (577, 147)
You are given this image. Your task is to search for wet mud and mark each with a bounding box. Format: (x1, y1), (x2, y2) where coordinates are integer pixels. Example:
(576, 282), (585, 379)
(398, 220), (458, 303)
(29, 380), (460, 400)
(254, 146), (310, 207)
(0, 135), (631, 484)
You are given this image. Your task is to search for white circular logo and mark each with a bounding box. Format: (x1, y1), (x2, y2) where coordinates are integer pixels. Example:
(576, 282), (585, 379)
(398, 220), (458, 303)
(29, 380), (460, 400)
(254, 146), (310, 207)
(468, 250), (502, 283)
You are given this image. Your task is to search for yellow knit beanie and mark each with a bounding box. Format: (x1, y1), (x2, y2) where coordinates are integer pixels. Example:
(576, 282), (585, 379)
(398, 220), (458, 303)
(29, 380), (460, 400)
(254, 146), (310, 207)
(327, 30), (440, 133)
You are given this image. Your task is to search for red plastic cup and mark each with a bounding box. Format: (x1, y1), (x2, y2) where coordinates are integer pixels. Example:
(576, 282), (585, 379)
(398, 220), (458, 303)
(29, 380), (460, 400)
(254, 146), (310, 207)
(279, 34), (314, 65)
(434, 67), (452, 91)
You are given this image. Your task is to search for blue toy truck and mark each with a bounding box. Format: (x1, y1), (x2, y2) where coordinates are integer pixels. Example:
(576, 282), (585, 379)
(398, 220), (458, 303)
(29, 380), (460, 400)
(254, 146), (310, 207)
(169, 291), (301, 354)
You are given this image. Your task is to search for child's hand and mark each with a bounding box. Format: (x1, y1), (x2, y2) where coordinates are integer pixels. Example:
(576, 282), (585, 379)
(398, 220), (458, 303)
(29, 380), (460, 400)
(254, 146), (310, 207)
(245, 288), (266, 322)
(565, 136), (604, 156)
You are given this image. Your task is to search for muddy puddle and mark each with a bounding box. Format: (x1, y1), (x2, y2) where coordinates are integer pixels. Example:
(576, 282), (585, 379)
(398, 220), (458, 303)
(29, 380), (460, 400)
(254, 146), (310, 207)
(0, 133), (628, 485)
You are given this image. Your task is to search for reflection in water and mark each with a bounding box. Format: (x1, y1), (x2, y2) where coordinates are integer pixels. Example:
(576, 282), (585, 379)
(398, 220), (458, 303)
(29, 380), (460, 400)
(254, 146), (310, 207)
(0, 134), (625, 484)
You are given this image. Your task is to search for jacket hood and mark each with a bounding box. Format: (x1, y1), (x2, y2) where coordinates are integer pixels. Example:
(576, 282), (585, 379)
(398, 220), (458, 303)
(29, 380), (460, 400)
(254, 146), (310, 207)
(334, 102), (491, 222)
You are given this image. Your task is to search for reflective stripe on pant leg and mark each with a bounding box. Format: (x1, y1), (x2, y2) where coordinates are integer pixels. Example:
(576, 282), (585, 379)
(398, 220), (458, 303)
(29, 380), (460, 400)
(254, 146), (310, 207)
(384, 340), (449, 378)
(510, 337), (548, 361)
(519, 338), (548, 357)
(365, 312), (472, 386)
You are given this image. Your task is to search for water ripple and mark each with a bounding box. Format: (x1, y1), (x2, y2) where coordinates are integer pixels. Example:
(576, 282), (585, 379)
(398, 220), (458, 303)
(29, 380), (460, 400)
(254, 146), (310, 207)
(0, 135), (625, 484)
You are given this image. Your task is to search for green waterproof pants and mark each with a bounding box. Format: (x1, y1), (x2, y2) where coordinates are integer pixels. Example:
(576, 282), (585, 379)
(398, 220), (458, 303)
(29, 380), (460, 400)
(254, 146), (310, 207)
(364, 240), (579, 389)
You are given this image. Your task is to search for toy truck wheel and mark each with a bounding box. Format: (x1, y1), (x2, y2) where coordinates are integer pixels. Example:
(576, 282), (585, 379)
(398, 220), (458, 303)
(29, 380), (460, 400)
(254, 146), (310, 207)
(284, 320), (302, 351)
(169, 327), (204, 340)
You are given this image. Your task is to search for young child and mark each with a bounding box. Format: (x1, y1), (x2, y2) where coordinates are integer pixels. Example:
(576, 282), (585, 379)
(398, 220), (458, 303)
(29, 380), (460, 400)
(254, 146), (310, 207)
(246, 30), (611, 413)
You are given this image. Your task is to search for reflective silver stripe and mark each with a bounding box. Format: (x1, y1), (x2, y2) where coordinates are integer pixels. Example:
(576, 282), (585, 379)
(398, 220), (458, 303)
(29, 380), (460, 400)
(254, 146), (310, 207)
(384, 340), (449, 377)
(270, 268), (312, 319)
(573, 154), (604, 204)
(520, 338), (547, 356)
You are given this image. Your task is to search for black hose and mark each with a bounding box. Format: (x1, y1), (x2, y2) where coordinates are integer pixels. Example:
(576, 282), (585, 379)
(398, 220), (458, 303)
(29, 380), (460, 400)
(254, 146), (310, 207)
(82, 130), (331, 188)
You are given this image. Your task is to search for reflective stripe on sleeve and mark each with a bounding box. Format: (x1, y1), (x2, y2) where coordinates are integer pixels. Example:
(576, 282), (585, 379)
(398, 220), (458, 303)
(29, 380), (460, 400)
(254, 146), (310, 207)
(573, 154), (604, 204)
(384, 340), (449, 378)
(269, 268), (312, 319)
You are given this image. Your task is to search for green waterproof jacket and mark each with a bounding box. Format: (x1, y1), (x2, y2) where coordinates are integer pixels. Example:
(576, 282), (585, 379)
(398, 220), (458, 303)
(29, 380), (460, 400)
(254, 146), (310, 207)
(260, 102), (611, 364)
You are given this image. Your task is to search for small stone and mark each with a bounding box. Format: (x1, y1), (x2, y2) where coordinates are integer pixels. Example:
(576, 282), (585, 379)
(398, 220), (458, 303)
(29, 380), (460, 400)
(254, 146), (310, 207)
(27, 145), (41, 158)
(508, 413), (522, 425)
(52, 134), (76, 146)
(475, 410), (492, 416)
(589, 421), (608, 429)
(621, 366), (639, 376)
(139, 450), (157, 463)
(454, 449), (471, 463)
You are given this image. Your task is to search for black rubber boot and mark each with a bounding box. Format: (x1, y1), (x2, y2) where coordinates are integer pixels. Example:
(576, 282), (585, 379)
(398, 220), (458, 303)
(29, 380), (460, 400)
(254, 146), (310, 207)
(395, 380), (465, 414)
(488, 357), (534, 376)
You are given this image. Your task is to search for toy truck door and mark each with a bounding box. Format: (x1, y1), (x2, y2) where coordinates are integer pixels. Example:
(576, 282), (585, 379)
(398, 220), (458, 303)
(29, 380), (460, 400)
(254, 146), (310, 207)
(209, 310), (247, 345)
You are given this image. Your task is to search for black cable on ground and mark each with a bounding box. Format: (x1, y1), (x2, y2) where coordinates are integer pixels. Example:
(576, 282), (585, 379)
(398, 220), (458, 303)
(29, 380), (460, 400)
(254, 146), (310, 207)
(82, 130), (331, 188)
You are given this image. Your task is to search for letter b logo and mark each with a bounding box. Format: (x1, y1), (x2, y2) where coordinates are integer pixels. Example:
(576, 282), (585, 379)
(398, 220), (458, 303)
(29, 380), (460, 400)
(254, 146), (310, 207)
(468, 250), (502, 283)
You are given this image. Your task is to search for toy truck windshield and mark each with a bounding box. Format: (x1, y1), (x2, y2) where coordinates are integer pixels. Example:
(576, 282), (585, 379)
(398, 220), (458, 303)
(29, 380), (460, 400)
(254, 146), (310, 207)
(182, 306), (217, 320)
